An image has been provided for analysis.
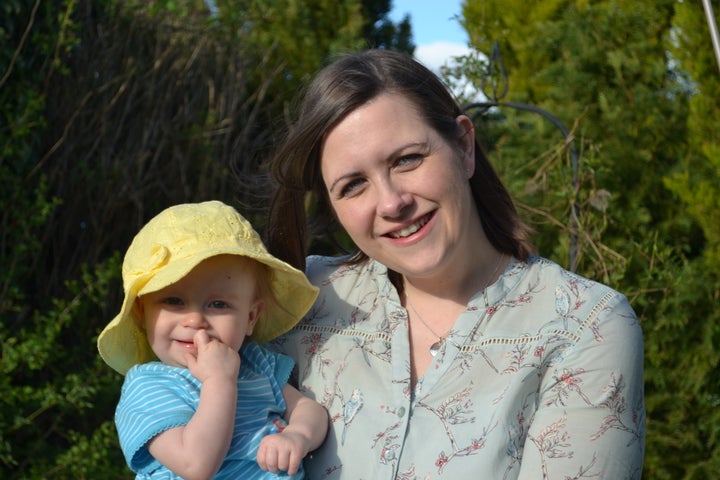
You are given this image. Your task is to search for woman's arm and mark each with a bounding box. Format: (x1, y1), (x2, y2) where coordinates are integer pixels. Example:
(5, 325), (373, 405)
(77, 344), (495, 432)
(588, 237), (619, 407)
(517, 294), (645, 479)
(256, 384), (329, 475)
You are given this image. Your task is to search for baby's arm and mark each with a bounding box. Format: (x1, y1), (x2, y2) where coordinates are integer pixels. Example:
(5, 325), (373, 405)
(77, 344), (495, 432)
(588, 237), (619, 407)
(256, 385), (329, 475)
(147, 330), (239, 480)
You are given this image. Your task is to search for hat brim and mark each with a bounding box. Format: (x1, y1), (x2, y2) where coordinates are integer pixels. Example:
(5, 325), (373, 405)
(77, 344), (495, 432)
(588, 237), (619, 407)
(98, 248), (317, 375)
(249, 256), (318, 344)
(97, 288), (156, 375)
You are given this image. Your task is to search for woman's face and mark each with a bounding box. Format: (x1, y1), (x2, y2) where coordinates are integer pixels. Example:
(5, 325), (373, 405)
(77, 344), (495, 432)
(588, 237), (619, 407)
(320, 93), (483, 281)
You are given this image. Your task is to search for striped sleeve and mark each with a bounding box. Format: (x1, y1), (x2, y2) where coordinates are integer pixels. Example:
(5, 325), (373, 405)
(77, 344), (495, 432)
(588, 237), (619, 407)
(115, 363), (199, 474)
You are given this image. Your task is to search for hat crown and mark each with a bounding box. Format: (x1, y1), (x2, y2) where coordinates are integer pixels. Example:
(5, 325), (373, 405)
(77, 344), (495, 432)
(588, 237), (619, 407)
(122, 201), (264, 294)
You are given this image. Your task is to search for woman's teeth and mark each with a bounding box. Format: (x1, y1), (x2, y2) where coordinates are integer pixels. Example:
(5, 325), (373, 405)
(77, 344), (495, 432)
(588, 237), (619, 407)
(390, 215), (429, 238)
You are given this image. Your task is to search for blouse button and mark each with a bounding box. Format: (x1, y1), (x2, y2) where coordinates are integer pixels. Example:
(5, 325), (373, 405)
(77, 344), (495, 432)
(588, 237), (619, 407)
(397, 406), (406, 417)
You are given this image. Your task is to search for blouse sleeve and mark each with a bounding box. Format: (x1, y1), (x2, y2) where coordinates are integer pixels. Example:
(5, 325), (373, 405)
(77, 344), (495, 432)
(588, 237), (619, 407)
(517, 293), (645, 479)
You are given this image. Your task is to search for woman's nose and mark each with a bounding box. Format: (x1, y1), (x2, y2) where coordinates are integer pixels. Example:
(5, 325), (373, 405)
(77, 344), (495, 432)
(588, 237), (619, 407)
(377, 180), (412, 218)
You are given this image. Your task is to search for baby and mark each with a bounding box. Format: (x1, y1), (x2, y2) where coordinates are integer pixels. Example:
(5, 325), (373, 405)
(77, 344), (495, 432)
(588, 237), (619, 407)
(98, 201), (327, 479)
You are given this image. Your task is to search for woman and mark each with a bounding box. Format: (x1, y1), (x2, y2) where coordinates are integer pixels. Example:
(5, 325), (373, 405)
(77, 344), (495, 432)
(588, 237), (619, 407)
(266, 49), (644, 479)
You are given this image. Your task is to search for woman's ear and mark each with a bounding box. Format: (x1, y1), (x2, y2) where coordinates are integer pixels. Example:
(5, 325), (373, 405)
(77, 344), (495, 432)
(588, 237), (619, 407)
(456, 115), (476, 178)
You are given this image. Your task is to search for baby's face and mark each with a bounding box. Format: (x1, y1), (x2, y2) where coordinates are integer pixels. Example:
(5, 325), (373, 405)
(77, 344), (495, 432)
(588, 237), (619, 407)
(139, 255), (263, 368)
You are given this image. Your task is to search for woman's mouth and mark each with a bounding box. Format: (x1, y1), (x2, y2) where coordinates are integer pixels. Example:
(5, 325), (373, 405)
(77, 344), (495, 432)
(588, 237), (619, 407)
(388, 213), (432, 239)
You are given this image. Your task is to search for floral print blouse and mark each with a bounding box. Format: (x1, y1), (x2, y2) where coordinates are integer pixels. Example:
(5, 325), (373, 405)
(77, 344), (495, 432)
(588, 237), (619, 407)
(272, 255), (645, 479)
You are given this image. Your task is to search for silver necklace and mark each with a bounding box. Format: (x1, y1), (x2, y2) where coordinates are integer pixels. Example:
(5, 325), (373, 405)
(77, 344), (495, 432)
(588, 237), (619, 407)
(407, 254), (506, 357)
(407, 301), (450, 356)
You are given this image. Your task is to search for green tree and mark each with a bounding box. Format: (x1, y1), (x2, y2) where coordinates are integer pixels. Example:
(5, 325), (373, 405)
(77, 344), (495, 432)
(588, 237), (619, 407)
(665, 0), (720, 266)
(651, 1), (720, 477)
(360, 0), (414, 52)
(460, 0), (684, 278)
(456, 0), (720, 477)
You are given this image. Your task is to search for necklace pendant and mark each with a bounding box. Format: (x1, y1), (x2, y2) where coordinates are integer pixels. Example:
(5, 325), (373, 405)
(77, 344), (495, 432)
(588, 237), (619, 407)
(429, 338), (443, 357)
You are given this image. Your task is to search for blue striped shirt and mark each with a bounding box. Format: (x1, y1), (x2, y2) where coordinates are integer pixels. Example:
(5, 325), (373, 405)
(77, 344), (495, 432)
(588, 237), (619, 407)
(115, 342), (302, 479)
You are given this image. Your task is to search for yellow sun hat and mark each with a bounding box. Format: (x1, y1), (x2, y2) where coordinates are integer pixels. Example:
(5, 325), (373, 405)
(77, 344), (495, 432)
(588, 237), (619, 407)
(97, 200), (318, 375)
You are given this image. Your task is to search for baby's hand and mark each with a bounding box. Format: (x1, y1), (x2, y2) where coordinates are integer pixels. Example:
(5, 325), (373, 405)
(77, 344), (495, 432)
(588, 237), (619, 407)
(185, 330), (240, 383)
(256, 430), (309, 476)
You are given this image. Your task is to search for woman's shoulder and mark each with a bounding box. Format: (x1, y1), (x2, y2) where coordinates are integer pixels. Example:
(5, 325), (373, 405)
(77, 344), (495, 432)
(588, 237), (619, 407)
(305, 254), (348, 276)
(523, 255), (616, 289)
(301, 255), (399, 328)
(517, 255), (635, 315)
(485, 256), (640, 346)
(306, 254), (362, 274)
(305, 255), (388, 288)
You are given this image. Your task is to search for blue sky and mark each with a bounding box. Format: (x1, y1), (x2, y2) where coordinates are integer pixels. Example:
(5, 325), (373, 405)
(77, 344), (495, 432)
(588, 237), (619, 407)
(389, 0), (470, 72)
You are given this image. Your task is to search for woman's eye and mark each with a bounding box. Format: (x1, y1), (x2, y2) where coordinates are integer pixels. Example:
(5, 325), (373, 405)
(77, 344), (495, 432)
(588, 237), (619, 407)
(339, 178), (366, 197)
(396, 153), (423, 168)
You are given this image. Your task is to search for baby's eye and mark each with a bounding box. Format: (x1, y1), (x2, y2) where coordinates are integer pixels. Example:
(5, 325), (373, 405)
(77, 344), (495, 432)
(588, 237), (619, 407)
(208, 300), (229, 309)
(162, 297), (183, 306)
